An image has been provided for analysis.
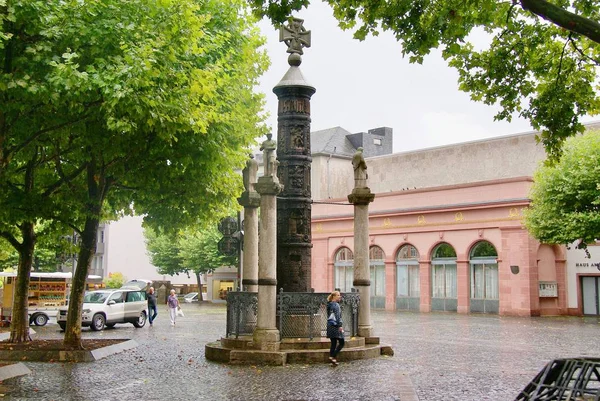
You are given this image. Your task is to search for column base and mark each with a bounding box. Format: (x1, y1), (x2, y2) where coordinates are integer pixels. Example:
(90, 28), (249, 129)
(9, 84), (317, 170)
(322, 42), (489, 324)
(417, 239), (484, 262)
(253, 328), (281, 351)
(358, 325), (374, 338)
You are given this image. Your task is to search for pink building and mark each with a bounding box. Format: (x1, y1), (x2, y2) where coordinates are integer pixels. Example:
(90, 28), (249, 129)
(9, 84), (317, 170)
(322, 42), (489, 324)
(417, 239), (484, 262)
(306, 124), (600, 316)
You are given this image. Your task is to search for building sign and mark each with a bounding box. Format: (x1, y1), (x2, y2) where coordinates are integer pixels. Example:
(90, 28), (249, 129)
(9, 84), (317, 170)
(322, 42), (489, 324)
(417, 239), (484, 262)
(575, 262), (600, 271)
(539, 281), (558, 297)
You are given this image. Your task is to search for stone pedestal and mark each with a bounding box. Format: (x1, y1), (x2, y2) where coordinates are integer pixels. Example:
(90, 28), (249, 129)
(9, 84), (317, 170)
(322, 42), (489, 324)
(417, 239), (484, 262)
(348, 187), (375, 338)
(253, 175), (283, 350)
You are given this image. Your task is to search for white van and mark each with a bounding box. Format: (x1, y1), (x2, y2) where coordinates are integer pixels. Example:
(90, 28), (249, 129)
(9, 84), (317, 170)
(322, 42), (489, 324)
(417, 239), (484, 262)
(57, 280), (151, 331)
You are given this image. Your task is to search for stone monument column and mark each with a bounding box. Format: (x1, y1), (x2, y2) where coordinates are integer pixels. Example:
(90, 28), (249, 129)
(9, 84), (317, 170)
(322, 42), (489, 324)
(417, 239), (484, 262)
(238, 155), (260, 292)
(273, 18), (316, 292)
(253, 138), (283, 350)
(348, 148), (375, 338)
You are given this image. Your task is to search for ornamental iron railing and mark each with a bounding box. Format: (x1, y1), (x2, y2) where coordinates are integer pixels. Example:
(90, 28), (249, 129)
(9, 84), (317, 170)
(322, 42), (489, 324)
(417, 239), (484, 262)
(225, 290), (360, 340)
(516, 358), (600, 400)
(225, 291), (258, 338)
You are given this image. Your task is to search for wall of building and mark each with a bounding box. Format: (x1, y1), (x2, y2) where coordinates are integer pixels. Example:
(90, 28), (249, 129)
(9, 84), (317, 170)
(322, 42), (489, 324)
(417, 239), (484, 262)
(106, 216), (196, 285)
(313, 131), (548, 200)
(311, 155), (353, 201)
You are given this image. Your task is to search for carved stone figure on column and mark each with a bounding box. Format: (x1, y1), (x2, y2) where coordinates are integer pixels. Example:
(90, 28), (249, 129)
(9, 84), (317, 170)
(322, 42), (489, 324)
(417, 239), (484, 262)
(243, 154), (259, 193)
(260, 133), (277, 177)
(352, 147), (368, 188)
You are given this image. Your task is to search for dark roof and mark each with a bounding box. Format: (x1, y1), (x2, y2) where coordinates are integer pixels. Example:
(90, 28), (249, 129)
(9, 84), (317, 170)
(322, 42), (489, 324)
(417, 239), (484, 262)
(310, 126), (356, 157)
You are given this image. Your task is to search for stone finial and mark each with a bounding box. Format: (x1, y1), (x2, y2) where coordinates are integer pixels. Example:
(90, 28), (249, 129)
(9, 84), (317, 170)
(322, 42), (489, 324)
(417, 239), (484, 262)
(279, 18), (311, 66)
(260, 134), (277, 178)
(242, 154), (259, 193)
(352, 147), (368, 189)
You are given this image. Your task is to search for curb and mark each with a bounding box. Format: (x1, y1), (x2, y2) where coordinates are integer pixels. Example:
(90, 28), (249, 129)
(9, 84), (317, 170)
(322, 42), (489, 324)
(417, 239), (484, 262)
(0, 339), (138, 363)
(0, 363), (31, 381)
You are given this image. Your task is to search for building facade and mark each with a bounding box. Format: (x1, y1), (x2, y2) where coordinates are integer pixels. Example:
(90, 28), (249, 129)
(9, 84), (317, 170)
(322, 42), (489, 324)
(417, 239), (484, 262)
(307, 123), (600, 316)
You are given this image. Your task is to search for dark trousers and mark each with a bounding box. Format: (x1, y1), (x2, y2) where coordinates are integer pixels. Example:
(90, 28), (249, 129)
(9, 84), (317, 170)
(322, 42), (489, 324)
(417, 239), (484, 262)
(148, 305), (158, 324)
(329, 338), (345, 358)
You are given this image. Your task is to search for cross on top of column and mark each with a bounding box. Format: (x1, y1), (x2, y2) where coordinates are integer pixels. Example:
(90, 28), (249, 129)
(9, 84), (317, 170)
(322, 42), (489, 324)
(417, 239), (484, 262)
(279, 18), (311, 66)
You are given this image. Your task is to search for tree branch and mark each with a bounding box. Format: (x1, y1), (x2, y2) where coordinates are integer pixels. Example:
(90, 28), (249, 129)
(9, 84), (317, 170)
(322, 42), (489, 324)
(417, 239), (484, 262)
(0, 230), (22, 252)
(42, 163), (87, 198)
(568, 38), (600, 66)
(555, 33), (571, 85)
(520, 0), (600, 44)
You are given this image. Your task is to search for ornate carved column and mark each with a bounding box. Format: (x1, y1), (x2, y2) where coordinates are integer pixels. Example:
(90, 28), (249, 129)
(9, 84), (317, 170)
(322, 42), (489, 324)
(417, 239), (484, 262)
(238, 155), (260, 292)
(273, 18), (316, 292)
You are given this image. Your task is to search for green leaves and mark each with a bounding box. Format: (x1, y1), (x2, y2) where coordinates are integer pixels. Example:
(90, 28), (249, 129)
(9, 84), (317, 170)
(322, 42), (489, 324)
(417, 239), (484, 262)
(250, 0), (600, 159)
(146, 224), (236, 276)
(1, 0), (268, 340)
(525, 130), (600, 249)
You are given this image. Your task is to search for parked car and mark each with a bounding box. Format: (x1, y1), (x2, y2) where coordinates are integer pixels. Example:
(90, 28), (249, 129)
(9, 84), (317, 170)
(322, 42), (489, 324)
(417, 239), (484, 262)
(57, 287), (148, 331)
(183, 292), (199, 303)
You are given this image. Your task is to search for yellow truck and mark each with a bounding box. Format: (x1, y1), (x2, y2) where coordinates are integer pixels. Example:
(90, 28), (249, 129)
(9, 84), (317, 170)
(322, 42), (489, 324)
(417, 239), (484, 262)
(0, 272), (102, 326)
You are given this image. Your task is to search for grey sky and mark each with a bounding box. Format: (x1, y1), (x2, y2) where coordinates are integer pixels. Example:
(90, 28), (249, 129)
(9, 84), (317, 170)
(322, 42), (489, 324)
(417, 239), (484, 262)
(257, 1), (537, 153)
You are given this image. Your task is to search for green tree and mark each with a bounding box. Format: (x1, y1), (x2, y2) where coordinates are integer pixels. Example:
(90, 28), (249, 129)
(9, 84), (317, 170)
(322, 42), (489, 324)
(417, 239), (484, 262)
(250, 0), (600, 160)
(103, 272), (126, 289)
(146, 225), (237, 300)
(2, 0), (267, 345)
(525, 130), (600, 252)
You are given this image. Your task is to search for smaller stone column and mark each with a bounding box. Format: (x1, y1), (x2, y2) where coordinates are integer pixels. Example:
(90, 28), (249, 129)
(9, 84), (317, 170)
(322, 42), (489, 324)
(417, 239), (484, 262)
(238, 155), (260, 292)
(253, 138), (283, 350)
(348, 148), (375, 338)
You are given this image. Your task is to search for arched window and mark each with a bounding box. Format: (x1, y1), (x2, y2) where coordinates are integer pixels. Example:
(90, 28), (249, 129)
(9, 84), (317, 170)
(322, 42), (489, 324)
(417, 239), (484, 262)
(470, 241), (499, 313)
(369, 246), (386, 308)
(334, 247), (354, 292)
(431, 243), (457, 311)
(396, 245), (420, 311)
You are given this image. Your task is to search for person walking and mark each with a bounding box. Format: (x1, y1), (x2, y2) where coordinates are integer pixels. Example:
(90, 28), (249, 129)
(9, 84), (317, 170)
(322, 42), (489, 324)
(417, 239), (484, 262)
(326, 290), (344, 366)
(147, 287), (158, 326)
(167, 289), (179, 326)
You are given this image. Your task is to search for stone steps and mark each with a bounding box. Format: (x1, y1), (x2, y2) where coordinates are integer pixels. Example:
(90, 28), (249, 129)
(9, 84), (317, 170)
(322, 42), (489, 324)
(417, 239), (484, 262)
(205, 336), (393, 366)
(280, 337), (365, 350)
(285, 344), (384, 364)
(220, 335), (367, 350)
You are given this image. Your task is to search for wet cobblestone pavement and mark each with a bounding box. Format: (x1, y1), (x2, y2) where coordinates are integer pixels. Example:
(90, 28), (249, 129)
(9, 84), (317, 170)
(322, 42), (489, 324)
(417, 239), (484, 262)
(1, 303), (598, 400)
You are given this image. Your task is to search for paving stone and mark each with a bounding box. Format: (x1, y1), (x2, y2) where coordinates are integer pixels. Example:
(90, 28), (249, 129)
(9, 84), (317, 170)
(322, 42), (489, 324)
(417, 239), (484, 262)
(1, 304), (598, 400)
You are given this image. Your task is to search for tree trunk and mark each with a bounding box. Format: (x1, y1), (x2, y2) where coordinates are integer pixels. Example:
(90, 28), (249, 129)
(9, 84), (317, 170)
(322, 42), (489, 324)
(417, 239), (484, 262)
(196, 271), (203, 301)
(63, 158), (107, 349)
(63, 216), (99, 349)
(9, 222), (35, 343)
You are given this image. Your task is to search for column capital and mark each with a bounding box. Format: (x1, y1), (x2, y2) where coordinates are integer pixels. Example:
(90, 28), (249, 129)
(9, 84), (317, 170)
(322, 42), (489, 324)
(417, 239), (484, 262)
(353, 279), (371, 287)
(254, 176), (283, 196)
(237, 191), (261, 208)
(348, 187), (375, 205)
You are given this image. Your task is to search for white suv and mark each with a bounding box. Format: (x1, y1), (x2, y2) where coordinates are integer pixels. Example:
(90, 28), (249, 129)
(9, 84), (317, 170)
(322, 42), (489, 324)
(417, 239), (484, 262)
(57, 287), (148, 331)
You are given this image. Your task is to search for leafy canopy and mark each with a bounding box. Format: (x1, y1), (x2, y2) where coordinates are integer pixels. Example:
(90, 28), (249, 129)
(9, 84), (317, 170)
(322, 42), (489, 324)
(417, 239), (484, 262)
(525, 130), (600, 250)
(1, 0), (268, 343)
(146, 224), (237, 278)
(104, 272), (126, 289)
(249, 0), (600, 160)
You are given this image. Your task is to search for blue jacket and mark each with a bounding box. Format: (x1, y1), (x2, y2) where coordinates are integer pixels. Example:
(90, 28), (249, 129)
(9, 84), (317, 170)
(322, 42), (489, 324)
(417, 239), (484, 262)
(326, 301), (344, 339)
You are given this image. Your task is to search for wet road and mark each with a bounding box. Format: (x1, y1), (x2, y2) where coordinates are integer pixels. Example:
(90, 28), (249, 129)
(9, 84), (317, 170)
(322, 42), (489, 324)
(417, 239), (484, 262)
(1, 303), (598, 400)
